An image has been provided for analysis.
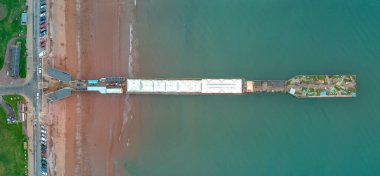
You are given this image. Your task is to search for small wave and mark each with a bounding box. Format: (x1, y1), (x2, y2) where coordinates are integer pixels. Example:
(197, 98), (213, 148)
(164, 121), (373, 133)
(74, 94), (83, 174)
(121, 3), (138, 150)
(120, 95), (131, 142)
(76, 0), (82, 78)
(128, 24), (135, 77)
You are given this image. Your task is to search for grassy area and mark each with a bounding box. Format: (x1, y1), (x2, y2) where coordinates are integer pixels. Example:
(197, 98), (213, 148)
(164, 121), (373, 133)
(16, 38), (26, 78)
(2, 94), (24, 115)
(0, 0), (27, 69)
(0, 106), (27, 175)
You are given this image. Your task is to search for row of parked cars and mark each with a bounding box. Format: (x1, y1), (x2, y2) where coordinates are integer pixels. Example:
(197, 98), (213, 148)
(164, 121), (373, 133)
(39, 0), (47, 74)
(41, 125), (48, 176)
(39, 0), (47, 48)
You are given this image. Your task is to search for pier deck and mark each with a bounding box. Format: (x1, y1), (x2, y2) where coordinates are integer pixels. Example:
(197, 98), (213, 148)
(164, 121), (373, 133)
(246, 80), (286, 93)
(43, 68), (356, 101)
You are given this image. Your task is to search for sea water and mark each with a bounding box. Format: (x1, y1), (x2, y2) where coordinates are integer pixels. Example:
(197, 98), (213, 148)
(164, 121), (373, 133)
(125, 0), (380, 175)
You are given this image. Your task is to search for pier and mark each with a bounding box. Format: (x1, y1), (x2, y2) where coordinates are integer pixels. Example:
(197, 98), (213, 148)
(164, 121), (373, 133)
(43, 67), (357, 102)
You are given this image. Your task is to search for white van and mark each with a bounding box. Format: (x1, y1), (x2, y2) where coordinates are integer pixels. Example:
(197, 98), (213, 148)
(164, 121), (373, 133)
(39, 51), (46, 57)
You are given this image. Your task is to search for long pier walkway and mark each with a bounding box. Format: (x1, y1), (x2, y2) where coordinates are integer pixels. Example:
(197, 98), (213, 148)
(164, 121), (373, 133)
(43, 66), (357, 102)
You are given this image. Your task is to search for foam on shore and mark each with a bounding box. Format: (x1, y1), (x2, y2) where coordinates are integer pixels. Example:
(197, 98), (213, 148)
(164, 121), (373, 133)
(128, 24), (135, 77)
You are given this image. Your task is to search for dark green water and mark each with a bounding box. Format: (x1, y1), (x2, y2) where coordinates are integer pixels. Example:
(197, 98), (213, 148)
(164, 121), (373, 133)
(125, 0), (380, 175)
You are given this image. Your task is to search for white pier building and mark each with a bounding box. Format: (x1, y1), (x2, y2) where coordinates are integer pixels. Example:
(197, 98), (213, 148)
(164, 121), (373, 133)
(126, 79), (244, 94)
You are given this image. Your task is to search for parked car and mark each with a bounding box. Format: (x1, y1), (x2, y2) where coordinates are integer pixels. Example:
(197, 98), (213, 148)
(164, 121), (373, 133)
(39, 20), (45, 25)
(40, 13), (45, 17)
(39, 51), (46, 57)
(40, 31), (46, 37)
(40, 24), (46, 29)
(41, 167), (47, 172)
(41, 152), (46, 157)
(40, 16), (46, 21)
(41, 43), (46, 48)
(41, 5), (46, 9)
(40, 9), (46, 14)
(41, 2), (46, 6)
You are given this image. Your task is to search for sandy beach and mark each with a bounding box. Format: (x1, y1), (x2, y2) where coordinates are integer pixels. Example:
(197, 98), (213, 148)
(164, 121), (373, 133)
(47, 0), (136, 175)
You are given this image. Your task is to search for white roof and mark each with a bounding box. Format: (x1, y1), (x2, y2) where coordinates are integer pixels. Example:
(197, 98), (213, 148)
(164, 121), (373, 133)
(106, 88), (123, 94)
(127, 79), (243, 94)
(87, 86), (107, 94)
(127, 79), (202, 93)
(201, 79), (243, 94)
(289, 88), (296, 95)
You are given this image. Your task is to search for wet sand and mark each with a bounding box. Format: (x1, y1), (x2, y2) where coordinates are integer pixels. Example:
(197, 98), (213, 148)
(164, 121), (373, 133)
(48, 0), (136, 175)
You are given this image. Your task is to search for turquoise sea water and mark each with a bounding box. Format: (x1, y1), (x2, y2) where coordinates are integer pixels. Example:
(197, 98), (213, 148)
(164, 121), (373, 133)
(125, 0), (380, 175)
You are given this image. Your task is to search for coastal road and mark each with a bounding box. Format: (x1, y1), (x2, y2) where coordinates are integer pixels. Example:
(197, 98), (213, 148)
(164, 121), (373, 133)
(32, 0), (43, 174)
